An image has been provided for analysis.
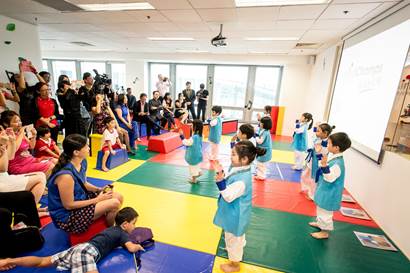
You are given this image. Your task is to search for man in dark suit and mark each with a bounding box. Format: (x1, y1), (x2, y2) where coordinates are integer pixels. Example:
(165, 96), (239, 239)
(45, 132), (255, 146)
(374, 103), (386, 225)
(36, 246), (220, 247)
(148, 91), (167, 135)
(182, 81), (196, 119)
(133, 93), (155, 139)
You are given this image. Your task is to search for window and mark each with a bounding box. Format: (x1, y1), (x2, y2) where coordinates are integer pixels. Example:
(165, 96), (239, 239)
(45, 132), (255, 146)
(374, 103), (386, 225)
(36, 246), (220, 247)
(111, 63), (126, 92)
(42, 60), (48, 72)
(52, 60), (77, 82)
(80, 62), (106, 78)
(253, 66), (281, 109)
(176, 64), (208, 96)
(213, 66), (248, 108)
(150, 63), (170, 94)
(222, 109), (244, 120)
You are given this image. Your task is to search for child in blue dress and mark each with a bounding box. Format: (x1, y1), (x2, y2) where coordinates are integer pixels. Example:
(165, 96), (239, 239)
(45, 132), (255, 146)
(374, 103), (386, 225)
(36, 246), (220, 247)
(310, 132), (351, 239)
(292, 113), (313, 170)
(208, 106), (222, 161)
(182, 119), (203, 183)
(255, 117), (273, 180)
(301, 123), (335, 200)
(213, 141), (266, 273)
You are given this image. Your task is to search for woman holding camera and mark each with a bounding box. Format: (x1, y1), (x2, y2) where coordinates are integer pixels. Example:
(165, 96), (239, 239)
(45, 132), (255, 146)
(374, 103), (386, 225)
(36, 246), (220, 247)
(0, 110), (55, 176)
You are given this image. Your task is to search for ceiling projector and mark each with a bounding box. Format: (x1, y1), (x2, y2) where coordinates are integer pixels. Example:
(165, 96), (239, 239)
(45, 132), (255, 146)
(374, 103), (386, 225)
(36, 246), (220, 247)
(211, 24), (227, 47)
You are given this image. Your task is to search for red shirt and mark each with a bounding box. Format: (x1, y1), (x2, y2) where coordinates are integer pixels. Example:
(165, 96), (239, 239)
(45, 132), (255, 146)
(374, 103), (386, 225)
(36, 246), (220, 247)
(34, 138), (56, 158)
(36, 97), (58, 127)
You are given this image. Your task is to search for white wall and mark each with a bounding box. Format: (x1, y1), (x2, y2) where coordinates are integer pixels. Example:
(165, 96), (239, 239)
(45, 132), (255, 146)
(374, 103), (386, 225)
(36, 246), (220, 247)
(0, 15), (42, 83)
(305, 44), (340, 122)
(306, 3), (410, 259)
(344, 150), (410, 258)
(43, 50), (313, 135)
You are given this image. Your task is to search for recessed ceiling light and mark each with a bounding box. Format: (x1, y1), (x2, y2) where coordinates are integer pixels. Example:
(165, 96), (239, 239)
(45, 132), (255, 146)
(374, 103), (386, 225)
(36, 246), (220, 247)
(235, 0), (330, 7)
(245, 37), (299, 41)
(148, 37), (195, 41)
(76, 2), (154, 11)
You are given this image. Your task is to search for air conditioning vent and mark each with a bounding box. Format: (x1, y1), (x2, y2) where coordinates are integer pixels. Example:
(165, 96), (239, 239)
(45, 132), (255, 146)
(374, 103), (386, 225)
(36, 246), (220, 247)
(295, 43), (322, 49)
(70, 41), (95, 47)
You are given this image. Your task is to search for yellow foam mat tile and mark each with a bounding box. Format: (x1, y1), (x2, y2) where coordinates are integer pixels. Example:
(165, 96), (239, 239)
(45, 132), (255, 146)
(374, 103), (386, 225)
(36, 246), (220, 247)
(113, 182), (222, 254)
(270, 149), (295, 164)
(213, 257), (283, 273)
(86, 157), (145, 181)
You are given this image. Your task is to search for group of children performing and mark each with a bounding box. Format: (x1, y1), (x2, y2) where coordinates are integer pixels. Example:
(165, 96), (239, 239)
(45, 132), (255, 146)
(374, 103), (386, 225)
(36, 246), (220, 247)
(0, 106), (352, 273)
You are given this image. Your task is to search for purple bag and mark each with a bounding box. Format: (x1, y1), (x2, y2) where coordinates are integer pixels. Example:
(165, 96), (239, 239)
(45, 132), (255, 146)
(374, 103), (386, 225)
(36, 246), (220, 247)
(129, 227), (155, 249)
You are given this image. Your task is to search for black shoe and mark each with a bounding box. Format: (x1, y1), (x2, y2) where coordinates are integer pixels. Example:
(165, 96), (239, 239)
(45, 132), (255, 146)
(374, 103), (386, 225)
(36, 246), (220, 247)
(128, 151), (136, 156)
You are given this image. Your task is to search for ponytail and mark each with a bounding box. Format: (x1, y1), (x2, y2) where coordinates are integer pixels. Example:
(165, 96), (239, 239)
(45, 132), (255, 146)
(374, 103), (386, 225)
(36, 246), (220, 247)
(302, 113), (313, 130)
(234, 140), (265, 164)
(318, 123), (335, 137)
(51, 134), (88, 175)
(51, 152), (72, 175)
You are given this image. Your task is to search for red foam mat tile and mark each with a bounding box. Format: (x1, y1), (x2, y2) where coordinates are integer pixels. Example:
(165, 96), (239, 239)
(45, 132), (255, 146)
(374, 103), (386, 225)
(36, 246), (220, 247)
(252, 179), (379, 228)
(271, 135), (293, 143)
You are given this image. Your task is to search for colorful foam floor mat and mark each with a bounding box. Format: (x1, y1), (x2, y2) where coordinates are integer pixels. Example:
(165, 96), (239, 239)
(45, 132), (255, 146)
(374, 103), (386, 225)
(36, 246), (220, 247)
(12, 135), (410, 273)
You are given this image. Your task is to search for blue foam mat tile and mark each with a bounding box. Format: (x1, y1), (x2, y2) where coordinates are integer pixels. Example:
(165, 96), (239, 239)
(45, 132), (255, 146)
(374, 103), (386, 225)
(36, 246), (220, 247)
(9, 224), (70, 273)
(138, 242), (214, 273)
(99, 248), (136, 273)
(266, 162), (301, 182)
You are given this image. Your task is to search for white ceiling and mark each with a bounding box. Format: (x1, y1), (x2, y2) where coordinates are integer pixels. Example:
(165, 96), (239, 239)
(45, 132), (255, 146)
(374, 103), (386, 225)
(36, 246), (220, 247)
(0, 0), (402, 55)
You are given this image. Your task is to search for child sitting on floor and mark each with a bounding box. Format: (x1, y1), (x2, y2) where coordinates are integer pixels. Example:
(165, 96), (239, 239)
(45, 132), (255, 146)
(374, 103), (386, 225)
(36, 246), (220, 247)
(310, 132), (351, 239)
(0, 207), (144, 272)
(255, 117), (273, 180)
(101, 116), (127, 172)
(213, 141), (266, 273)
(230, 123), (256, 148)
(181, 119), (203, 183)
(34, 126), (61, 160)
(208, 106), (222, 161)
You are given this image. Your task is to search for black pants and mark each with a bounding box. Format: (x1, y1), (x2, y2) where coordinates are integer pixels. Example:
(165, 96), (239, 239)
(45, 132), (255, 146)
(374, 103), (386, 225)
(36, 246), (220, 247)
(187, 103), (196, 120)
(0, 191), (42, 258)
(197, 103), (207, 122)
(137, 115), (164, 137)
(50, 126), (59, 143)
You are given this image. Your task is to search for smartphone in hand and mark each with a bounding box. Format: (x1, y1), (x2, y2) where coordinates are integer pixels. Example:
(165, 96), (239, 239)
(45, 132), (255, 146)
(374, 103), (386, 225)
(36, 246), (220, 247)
(25, 124), (34, 139)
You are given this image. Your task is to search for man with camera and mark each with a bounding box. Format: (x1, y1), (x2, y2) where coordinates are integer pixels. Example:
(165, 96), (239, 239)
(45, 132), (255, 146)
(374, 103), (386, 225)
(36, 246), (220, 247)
(196, 83), (209, 122)
(156, 74), (171, 100)
(182, 81), (196, 119)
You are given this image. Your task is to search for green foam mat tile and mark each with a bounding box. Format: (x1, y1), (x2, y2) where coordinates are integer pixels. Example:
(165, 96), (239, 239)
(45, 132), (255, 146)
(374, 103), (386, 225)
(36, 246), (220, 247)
(118, 161), (220, 198)
(129, 144), (159, 161)
(216, 207), (410, 273)
(271, 141), (293, 151)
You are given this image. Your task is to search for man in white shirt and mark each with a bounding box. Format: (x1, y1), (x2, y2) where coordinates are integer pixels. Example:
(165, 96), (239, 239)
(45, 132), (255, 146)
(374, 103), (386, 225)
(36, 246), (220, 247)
(155, 74), (171, 99)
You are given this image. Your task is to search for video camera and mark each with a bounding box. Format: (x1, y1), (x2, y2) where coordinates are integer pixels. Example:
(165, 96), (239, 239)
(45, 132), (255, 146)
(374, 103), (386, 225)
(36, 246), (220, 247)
(93, 69), (112, 94)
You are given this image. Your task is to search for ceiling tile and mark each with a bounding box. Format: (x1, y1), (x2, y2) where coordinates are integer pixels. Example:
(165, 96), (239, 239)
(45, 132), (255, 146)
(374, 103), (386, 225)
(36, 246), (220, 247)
(126, 10), (170, 22)
(188, 0), (235, 9)
(300, 29), (343, 43)
(197, 8), (237, 22)
(160, 9), (202, 22)
(175, 22), (211, 31)
(147, 0), (192, 10)
(319, 3), (382, 19)
(278, 5), (328, 20)
(275, 20), (315, 30)
(311, 18), (357, 30)
(144, 22), (182, 32)
(236, 7), (279, 21)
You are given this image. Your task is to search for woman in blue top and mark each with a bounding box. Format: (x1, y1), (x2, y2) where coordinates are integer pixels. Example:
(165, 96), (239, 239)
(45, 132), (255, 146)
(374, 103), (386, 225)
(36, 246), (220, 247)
(310, 132), (351, 239)
(115, 94), (140, 150)
(182, 119), (203, 183)
(255, 116), (273, 180)
(47, 134), (123, 234)
(291, 112), (313, 171)
(214, 141), (266, 273)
